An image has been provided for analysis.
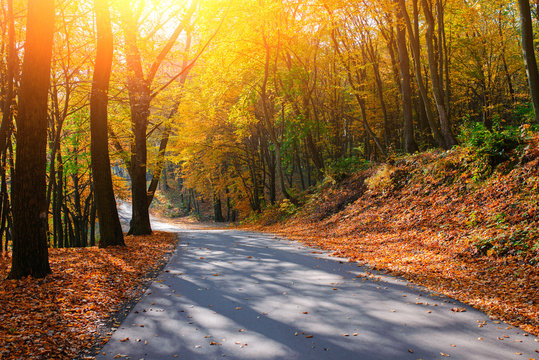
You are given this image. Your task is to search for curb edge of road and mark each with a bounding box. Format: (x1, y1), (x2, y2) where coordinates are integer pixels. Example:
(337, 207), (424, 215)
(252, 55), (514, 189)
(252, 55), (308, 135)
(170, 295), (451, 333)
(76, 232), (181, 360)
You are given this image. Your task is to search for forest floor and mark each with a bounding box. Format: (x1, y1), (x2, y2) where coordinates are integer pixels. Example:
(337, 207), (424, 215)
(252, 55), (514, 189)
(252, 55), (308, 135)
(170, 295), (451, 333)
(0, 231), (178, 360)
(244, 144), (539, 337)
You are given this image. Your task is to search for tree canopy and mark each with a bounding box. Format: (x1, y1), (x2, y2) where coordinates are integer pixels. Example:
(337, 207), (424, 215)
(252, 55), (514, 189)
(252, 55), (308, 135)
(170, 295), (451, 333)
(0, 0), (537, 276)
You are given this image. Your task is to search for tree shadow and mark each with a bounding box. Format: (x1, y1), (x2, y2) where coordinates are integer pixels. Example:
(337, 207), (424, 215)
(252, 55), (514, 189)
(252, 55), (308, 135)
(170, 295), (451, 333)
(96, 230), (538, 360)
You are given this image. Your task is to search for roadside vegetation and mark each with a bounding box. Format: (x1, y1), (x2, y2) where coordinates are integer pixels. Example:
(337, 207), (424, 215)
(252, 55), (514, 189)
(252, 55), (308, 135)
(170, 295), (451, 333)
(245, 122), (539, 335)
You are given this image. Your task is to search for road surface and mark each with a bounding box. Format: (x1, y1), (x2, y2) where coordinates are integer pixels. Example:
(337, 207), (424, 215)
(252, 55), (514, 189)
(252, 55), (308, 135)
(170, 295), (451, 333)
(96, 217), (538, 359)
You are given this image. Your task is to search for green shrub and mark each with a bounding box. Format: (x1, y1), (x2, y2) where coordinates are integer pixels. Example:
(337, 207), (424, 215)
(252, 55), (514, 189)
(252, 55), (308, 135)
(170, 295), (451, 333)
(474, 228), (537, 260)
(325, 156), (371, 182)
(459, 120), (525, 175)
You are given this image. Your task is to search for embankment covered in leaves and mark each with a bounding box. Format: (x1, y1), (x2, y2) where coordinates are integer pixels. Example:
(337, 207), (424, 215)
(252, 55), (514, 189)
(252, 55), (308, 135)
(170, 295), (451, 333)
(252, 135), (539, 336)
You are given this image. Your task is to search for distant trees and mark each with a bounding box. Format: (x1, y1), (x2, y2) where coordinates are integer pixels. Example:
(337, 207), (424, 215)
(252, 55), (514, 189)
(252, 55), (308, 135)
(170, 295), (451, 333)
(0, 0), (538, 277)
(172, 0), (533, 217)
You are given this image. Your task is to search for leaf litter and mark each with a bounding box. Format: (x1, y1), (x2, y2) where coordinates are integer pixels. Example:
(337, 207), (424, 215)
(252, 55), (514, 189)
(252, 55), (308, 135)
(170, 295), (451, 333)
(0, 231), (177, 359)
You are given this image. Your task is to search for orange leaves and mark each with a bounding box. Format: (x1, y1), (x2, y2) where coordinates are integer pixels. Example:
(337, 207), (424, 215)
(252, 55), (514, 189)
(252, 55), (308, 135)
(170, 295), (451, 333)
(0, 231), (177, 360)
(249, 148), (539, 336)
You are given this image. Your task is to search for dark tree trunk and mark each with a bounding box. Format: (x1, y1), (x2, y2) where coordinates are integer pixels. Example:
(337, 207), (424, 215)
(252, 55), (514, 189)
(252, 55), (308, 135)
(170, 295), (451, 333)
(9, 0), (55, 279)
(120, 6), (152, 235)
(396, 0), (418, 153)
(0, 150), (10, 251)
(89, 186), (96, 247)
(91, 0), (124, 247)
(399, 0), (446, 148)
(518, 0), (539, 123)
(119, 3), (195, 235)
(421, 0), (457, 147)
(213, 193), (224, 222)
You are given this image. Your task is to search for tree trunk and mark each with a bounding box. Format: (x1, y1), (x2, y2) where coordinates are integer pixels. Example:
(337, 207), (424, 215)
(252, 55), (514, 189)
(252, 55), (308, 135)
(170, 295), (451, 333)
(213, 192), (224, 222)
(396, 0), (419, 153)
(91, 0), (124, 247)
(398, 0), (446, 148)
(421, 0), (457, 147)
(0, 0), (17, 154)
(518, 0), (539, 123)
(120, 6), (152, 235)
(9, 0), (55, 279)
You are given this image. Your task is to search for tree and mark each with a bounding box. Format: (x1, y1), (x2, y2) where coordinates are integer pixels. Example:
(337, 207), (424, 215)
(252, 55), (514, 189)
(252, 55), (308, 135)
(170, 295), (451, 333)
(421, 0), (457, 147)
(119, 2), (196, 235)
(8, 0), (55, 279)
(397, 0), (446, 148)
(395, 0), (418, 153)
(518, 0), (539, 123)
(91, 0), (124, 247)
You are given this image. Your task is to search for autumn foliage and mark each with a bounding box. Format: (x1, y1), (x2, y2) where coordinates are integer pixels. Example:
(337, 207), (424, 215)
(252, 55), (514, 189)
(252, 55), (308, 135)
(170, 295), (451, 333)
(0, 232), (177, 359)
(247, 133), (539, 336)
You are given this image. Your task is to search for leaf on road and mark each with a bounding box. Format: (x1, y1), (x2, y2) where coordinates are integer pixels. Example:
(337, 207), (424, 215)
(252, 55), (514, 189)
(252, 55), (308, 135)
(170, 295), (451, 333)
(0, 232), (177, 360)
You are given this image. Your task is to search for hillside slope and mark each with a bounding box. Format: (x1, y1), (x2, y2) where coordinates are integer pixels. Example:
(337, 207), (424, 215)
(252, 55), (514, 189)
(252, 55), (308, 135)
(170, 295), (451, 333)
(251, 137), (539, 336)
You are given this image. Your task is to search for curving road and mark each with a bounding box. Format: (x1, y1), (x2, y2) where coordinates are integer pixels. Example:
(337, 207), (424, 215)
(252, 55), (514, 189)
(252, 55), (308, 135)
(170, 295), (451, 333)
(96, 216), (538, 359)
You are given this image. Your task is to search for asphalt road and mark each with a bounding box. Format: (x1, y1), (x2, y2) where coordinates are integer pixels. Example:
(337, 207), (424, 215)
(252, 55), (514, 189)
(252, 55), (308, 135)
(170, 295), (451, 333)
(96, 223), (538, 359)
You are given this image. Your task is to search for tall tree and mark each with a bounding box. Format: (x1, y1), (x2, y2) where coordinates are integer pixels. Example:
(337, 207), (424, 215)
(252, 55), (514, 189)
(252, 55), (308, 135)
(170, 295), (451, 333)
(397, 0), (446, 148)
(421, 0), (457, 147)
(91, 0), (124, 247)
(8, 0), (55, 279)
(395, 0), (418, 153)
(518, 0), (539, 123)
(119, 2), (196, 235)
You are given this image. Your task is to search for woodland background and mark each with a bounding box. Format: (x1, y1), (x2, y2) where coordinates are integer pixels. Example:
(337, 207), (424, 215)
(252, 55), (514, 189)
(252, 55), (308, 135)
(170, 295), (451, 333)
(0, 1), (538, 357)
(0, 0), (537, 264)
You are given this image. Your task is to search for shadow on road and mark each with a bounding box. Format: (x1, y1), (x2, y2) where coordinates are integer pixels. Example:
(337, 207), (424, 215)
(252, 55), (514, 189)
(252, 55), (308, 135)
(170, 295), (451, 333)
(97, 229), (538, 360)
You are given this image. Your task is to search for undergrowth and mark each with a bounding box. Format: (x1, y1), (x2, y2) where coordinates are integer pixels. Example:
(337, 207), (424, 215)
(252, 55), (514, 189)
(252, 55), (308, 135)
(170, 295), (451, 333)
(251, 125), (539, 263)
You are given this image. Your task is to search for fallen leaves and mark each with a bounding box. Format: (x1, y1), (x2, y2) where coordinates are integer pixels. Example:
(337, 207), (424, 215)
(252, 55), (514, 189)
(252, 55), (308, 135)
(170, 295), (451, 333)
(247, 150), (539, 336)
(0, 231), (177, 359)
